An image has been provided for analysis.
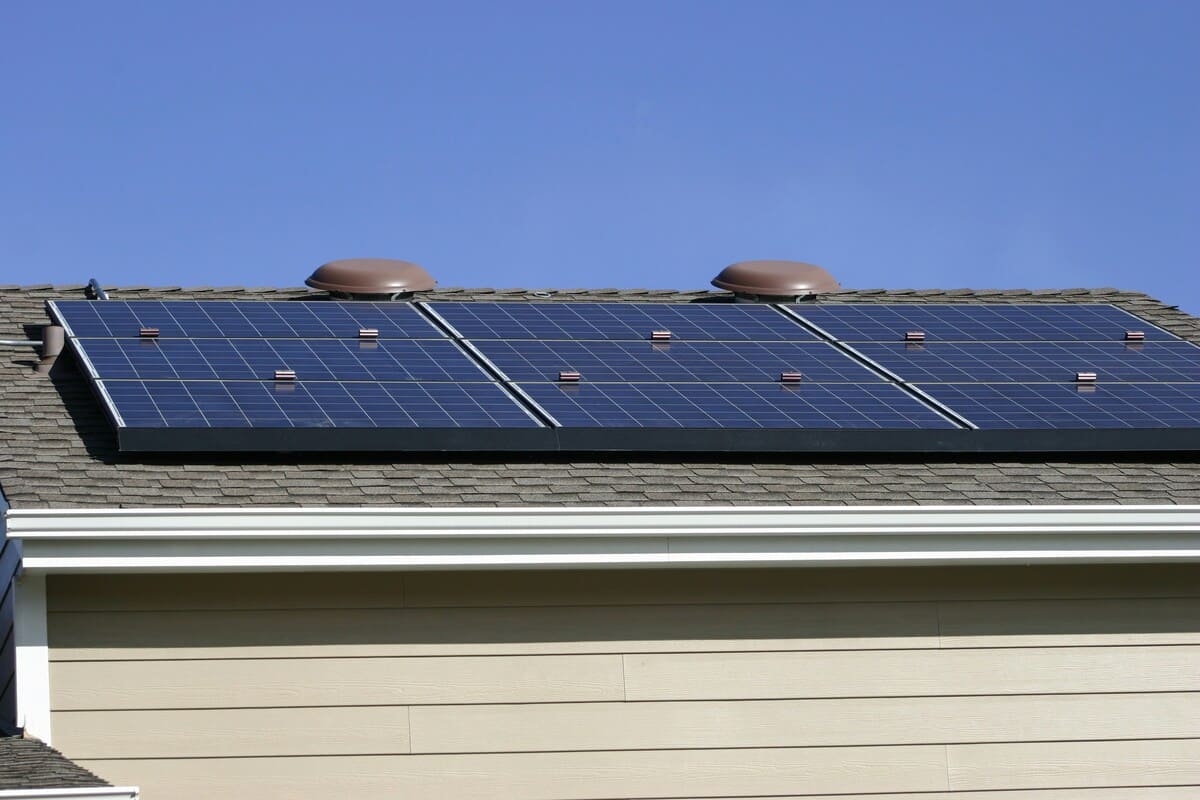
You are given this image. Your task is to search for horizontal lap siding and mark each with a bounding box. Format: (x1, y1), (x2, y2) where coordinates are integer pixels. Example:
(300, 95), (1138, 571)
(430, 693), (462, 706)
(49, 565), (1200, 800)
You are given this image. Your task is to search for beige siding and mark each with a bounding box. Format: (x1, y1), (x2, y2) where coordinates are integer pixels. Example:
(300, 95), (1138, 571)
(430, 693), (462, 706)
(622, 645), (1200, 699)
(49, 565), (1200, 800)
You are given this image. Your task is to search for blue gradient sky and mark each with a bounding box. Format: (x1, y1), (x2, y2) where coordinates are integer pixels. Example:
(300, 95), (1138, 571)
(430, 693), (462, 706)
(3, 1), (1198, 311)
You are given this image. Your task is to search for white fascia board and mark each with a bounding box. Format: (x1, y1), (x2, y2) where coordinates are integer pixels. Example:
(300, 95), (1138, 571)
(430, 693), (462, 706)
(5, 505), (1200, 573)
(0, 788), (138, 800)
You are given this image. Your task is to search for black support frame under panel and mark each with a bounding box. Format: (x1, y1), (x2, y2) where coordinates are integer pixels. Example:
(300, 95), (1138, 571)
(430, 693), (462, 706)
(115, 424), (1200, 454)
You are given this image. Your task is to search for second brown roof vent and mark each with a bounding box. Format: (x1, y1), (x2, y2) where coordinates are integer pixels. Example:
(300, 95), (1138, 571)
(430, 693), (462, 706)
(306, 258), (436, 300)
(711, 260), (840, 301)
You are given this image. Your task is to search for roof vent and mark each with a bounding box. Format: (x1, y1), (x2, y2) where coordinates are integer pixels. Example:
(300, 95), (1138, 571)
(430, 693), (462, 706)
(711, 260), (840, 301)
(306, 258), (436, 300)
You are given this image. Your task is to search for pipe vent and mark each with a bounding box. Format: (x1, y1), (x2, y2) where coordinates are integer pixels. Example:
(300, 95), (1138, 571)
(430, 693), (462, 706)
(306, 258), (436, 300)
(711, 260), (840, 301)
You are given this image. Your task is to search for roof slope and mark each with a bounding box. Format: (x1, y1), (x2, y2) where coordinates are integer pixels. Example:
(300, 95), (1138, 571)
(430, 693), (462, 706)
(0, 735), (109, 789)
(1, 284), (1199, 508)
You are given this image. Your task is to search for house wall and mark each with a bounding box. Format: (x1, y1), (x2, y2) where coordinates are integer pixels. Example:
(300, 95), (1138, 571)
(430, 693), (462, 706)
(45, 564), (1200, 800)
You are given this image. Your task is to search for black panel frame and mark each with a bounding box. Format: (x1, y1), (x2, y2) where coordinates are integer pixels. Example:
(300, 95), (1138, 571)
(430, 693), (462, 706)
(117, 425), (1200, 454)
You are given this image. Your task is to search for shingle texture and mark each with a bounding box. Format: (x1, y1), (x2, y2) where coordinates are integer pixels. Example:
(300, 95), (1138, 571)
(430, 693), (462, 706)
(0, 735), (109, 789)
(1, 284), (1199, 507)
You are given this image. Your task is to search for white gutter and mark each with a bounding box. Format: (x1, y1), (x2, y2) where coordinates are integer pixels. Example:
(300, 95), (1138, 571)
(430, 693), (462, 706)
(5, 505), (1200, 572)
(0, 789), (138, 800)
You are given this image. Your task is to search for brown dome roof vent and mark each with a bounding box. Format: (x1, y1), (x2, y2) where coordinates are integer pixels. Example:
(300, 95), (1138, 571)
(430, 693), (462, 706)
(712, 260), (840, 301)
(306, 258), (436, 300)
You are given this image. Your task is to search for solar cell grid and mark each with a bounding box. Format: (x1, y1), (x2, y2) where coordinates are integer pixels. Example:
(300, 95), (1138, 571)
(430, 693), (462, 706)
(470, 340), (883, 383)
(914, 383), (1200, 429)
(788, 304), (1174, 342)
(518, 382), (957, 429)
(51, 300), (444, 339)
(853, 341), (1200, 384)
(101, 380), (542, 428)
(427, 301), (816, 341)
(75, 338), (489, 382)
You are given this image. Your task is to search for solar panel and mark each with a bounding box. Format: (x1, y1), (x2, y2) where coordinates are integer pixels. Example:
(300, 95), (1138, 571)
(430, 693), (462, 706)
(427, 302), (816, 341)
(517, 382), (957, 429)
(914, 382), (1200, 429)
(74, 338), (490, 382)
(852, 341), (1200, 383)
(101, 380), (542, 428)
(469, 340), (883, 383)
(787, 304), (1175, 342)
(52, 300), (445, 339)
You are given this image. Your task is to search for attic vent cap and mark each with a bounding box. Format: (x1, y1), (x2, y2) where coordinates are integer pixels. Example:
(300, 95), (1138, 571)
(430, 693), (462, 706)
(306, 258), (436, 300)
(711, 260), (840, 301)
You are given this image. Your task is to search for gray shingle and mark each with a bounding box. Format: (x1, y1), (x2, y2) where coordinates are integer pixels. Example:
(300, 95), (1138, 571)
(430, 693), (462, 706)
(0, 735), (109, 789)
(0, 284), (1198, 508)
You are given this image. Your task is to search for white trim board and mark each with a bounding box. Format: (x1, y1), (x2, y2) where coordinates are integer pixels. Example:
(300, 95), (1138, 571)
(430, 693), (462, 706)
(5, 505), (1200, 573)
(0, 789), (138, 800)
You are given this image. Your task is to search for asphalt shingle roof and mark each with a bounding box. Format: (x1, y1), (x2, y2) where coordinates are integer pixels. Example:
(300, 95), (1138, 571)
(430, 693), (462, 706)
(1, 284), (1199, 508)
(0, 735), (109, 790)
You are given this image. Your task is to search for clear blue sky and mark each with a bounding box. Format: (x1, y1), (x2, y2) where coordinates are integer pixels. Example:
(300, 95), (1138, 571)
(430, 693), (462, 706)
(4, 1), (1198, 311)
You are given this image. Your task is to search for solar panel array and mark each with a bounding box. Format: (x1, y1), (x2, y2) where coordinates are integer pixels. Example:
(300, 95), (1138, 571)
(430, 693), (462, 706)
(47, 299), (1200, 453)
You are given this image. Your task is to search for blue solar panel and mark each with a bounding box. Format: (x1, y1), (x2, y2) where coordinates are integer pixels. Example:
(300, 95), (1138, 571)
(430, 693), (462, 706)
(427, 302), (815, 341)
(470, 340), (883, 383)
(100, 380), (541, 428)
(915, 383), (1200, 429)
(853, 341), (1200, 383)
(788, 304), (1174, 342)
(51, 300), (444, 339)
(517, 382), (957, 429)
(75, 338), (489, 382)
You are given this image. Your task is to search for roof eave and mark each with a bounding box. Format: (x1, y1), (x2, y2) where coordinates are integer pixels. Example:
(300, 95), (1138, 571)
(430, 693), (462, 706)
(7, 504), (1200, 573)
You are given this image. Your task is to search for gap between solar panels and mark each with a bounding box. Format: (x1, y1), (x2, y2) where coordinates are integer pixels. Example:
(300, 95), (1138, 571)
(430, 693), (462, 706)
(44, 299), (1200, 454)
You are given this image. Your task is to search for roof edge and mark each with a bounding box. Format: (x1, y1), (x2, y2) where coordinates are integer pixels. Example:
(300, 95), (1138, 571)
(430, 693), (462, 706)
(9, 504), (1200, 572)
